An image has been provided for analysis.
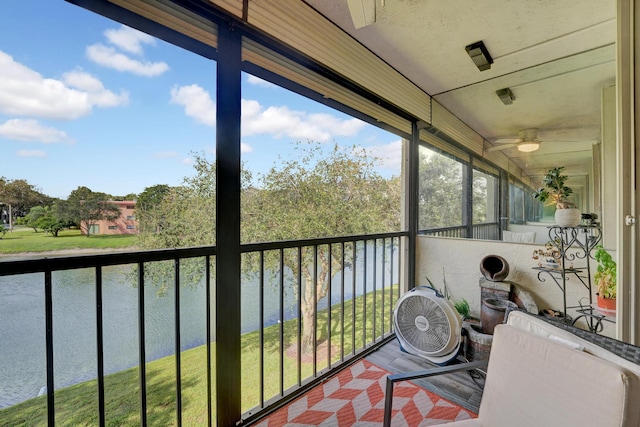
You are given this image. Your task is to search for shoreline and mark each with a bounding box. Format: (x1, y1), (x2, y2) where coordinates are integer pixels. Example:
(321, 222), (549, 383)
(0, 247), (137, 261)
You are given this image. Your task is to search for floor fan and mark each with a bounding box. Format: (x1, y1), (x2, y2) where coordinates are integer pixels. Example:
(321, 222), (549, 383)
(393, 286), (463, 365)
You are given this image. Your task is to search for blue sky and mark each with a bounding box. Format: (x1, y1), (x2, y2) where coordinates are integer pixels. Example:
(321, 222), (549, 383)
(0, 1), (402, 200)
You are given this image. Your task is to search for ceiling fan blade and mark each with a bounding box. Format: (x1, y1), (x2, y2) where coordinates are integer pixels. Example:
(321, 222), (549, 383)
(486, 143), (519, 152)
(494, 138), (523, 144)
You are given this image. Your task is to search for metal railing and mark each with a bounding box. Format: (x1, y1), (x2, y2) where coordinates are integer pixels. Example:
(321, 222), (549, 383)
(0, 246), (217, 427)
(240, 232), (406, 422)
(0, 231), (406, 426)
(418, 222), (500, 240)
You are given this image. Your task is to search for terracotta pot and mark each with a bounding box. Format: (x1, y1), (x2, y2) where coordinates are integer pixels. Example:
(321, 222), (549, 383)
(480, 255), (510, 282)
(597, 294), (616, 311)
(481, 298), (518, 335)
(555, 208), (582, 227)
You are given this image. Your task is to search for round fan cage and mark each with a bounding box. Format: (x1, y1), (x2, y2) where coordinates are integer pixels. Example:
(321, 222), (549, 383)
(393, 286), (462, 364)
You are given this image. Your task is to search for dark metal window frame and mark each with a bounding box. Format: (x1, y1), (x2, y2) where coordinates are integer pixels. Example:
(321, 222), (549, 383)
(417, 141), (502, 240)
(38, 2), (418, 426)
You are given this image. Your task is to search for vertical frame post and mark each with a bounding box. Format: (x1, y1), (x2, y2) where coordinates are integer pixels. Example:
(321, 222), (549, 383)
(216, 21), (242, 426)
(407, 122), (420, 290)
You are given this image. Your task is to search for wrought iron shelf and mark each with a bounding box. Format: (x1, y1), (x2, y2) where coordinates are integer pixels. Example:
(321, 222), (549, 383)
(532, 225), (603, 332)
(573, 297), (616, 333)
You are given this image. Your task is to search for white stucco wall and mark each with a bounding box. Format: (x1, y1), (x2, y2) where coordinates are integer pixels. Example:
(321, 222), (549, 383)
(416, 235), (616, 337)
(508, 223), (555, 244)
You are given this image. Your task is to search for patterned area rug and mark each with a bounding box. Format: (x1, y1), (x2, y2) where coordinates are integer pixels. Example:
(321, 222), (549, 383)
(255, 359), (476, 426)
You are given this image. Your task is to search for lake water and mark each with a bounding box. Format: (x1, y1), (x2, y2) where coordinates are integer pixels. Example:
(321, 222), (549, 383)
(0, 265), (212, 409)
(0, 250), (396, 409)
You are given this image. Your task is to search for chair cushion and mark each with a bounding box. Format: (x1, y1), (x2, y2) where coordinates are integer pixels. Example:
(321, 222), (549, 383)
(507, 310), (640, 378)
(478, 325), (640, 427)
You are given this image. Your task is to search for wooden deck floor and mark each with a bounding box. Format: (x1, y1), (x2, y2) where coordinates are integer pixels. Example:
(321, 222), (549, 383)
(365, 339), (485, 413)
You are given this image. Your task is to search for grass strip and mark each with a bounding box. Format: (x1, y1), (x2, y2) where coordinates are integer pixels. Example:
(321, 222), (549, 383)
(0, 228), (137, 254)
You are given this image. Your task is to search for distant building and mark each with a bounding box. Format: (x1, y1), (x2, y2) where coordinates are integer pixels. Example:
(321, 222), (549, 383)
(86, 201), (138, 235)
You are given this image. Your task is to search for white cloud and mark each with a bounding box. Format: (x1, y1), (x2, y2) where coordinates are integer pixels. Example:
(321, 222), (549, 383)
(171, 84), (365, 141)
(17, 149), (46, 157)
(246, 75), (275, 87)
(242, 103), (365, 141)
(87, 44), (169, 77)
(241, 142), (253, 153)
(307, 112), (365, 137)
(363, 139), (403, 171)
(0, 51), (128, 120)
(104, 25), (156, 55)
(170, 83), (366, 142)
(62, 70), (129, 107)
(87, 25), (168, 77)
(170, 84), (216, 126)
(0, 119), (72, 143)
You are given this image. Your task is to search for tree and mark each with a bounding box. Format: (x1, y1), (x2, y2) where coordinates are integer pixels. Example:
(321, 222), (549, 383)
(245, 143), (401, 352)
(40, 205), (67, 237)
(0, 178), (51, 222)
(59, 187), (120, 236)
(472, 172), (489, 223)
(135, 158), (224, 295)
(137, 185), (170, 210)
(136, 143), (401, 353)
(18, 205), (48, 232)
(135, 184), (170, 234)
(112, 193), (138, 201)
(418, 149), (463, 229)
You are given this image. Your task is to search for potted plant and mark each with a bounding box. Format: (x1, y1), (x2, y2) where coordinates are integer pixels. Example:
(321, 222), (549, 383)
(594, 246), (616, 311)
(533, 166), (582, 227)
(454, 298), (471, 320)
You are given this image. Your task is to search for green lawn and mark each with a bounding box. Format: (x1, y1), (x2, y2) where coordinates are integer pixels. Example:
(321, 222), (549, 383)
(0, 287), (398, 426)
(0, 227), (137, 254)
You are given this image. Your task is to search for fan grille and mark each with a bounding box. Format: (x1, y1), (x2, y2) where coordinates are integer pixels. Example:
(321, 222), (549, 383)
(396, 295), (451, 353)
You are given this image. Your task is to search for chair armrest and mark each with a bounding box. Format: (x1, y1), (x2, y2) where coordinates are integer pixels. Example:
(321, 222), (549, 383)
(383, 360), (487, 427)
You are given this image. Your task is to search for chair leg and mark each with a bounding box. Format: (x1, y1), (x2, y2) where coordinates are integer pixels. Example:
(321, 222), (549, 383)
(383, 376), (395, 427)
(382, 360), (488, 427)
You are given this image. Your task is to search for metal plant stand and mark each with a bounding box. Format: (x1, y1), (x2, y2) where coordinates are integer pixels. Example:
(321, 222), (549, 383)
(532, 225), (607, 332)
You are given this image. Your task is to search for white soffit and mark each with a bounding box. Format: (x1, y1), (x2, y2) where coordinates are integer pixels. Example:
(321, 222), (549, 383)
(209, 0), (243, 19)
(242, 38), (412, 135)
(419, 129), (468, 162)
(109, 0), (218, 48)
(431, 100), (484, 156)
(241, 0), (432, 125)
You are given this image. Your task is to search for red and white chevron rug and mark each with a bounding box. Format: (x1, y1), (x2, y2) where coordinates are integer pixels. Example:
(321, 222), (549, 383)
(256, 359), (476, 426)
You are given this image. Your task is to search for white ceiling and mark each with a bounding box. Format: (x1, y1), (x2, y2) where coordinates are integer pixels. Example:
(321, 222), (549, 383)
(304, 0), (616, 183)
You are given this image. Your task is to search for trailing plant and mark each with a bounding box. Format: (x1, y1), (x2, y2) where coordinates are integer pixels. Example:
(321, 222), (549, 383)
(594, 246), (616, 299)
(533, 166), (575, 209)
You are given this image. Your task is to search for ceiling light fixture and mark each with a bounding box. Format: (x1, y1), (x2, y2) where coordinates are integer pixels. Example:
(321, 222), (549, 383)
(517, 142), (540, 152)
(465, 41), (493, 71)
(347, 0), (376, 29)
(496, 88), (515, 105)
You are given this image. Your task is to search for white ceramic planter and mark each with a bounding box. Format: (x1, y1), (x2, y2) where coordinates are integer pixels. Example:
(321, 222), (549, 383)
(555, 207), (582, 227)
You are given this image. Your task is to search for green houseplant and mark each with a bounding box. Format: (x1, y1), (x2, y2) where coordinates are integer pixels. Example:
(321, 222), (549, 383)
(594, 246), (616, 311)
(533, 166), (581, 227)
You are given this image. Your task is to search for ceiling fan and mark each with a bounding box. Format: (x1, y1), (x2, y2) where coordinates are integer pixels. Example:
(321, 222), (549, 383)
(486, 128), (542, 153)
